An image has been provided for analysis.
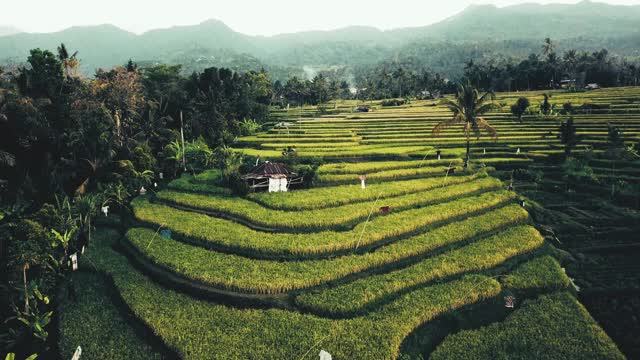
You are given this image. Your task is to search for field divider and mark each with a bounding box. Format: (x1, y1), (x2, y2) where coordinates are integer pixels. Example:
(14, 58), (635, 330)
(247, 171), (487, 211)
(153, 178), (503, 233)
(117, 227), (521, 311)
(295, 226), (548, 318)
(115, 238), (296, 308)
(131, 191), (517, 260)
(123, 204), (530, 295)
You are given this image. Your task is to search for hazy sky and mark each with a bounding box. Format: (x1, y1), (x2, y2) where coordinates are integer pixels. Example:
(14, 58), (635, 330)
(2, 0), (639, 35)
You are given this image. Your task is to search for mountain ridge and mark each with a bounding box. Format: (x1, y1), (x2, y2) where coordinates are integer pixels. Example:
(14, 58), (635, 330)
(1, 1), (639, 77)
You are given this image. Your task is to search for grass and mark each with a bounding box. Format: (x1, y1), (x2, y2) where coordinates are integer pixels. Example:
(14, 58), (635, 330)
(502, 255), (572, 293)
(316, 165), (459, 184)
(64, 87), (640, 359)
(132, 190), (517, 258)
(82, 229), (502, 360)
(430, 292), (625, 360)
(295, 225), (544, 315)
(167, 173), (230, 195)
(57, 272), (164, 360)
(317, 159), (463, 174)
(125, 204), (529, 294)
(155, 176), (502, 232)
(248, 171), (487, 211)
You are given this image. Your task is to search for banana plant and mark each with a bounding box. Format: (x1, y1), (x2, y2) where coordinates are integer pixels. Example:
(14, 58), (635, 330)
(50, 228), (76, 258)
(5, 353), (38, 360)
(5, 280), (52, 344)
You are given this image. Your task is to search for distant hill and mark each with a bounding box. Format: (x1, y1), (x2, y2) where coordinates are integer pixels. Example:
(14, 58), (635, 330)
(391, 1), (640, 41)
(1, 0), (639, 78)
(0, 26), (21, 37)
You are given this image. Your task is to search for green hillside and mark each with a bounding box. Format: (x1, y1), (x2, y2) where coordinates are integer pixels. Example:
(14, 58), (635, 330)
(55, 86), (640, 359)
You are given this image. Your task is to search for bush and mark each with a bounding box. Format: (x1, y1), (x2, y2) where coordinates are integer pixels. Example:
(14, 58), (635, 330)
(562, 102), (575, 115)
(239, 119), (261, 136)
(292, 164), (316, 188)
(510, 97), (530, 122)
(221, 169), (249, 196)
(381, 99), (406, 107)
(184, 137), (214, 170)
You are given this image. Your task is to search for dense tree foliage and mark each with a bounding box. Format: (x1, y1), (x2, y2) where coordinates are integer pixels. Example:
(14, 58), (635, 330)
(460, 47), (639, 92)
(0, 47), (271, 204)
(0, 46), (271, 356)
(275, 40), (639, 105)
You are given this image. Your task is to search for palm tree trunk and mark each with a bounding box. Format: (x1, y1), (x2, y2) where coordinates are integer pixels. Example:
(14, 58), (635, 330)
(464, 138), (470, 168)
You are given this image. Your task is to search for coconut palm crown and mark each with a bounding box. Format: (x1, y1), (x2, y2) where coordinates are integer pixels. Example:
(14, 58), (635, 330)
(433, 82), (498, 167)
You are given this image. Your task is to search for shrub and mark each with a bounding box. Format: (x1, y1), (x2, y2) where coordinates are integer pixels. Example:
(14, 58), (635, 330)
(239, 119), (261, 136)
(510, 97), (530, 122)
(221, 169), (249, 196)
(381, 99), (406, 107)
(562, 102), (575, 115)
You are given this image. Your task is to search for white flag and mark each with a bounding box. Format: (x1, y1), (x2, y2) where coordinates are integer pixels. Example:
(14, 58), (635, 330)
(71, 346), (82, 360)
(70, 253), (78, 271)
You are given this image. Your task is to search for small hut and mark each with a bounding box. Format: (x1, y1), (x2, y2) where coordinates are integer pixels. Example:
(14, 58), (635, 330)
(242, 161), (303, 192)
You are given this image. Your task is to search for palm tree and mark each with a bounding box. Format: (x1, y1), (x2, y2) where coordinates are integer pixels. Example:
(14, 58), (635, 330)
(563, 49), (578, 76)
(392, 67), (406, 98)
(433, 83), (497, 168)
(57, 43), (79, 78)
(542, 37), (555, 57)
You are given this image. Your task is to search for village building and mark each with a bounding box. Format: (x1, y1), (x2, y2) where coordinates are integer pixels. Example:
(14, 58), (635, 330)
(241, 161), (303, 192)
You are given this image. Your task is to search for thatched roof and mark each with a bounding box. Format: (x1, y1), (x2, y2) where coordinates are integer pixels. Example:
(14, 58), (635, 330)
(242, 162), (297, 179)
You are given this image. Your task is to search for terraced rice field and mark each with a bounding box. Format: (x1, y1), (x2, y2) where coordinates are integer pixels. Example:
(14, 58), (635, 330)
(59, 87), (640, 359)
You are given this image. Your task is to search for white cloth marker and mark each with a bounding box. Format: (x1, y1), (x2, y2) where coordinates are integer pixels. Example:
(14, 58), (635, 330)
(70, 253), (78, 271)
(71, 346), (82, 360)
(319, 350), (332, 360)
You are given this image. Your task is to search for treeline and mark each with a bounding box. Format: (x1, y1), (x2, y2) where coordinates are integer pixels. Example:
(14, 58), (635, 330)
(274, 39), (640, 105)
(463, 45), (640, 92)
(0, 44), (275, 356)
(0, 46), (273, 204)
(273, 68), (453, 106)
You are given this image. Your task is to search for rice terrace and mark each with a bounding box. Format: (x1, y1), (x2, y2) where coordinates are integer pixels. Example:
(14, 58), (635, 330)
(2, 1), (640, 359)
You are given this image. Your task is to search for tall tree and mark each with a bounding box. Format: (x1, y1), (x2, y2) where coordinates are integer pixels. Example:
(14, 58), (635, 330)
(57, 43), (79, 79)
(510, 97), (530, 122)
(542, 37), (555, 57)
(433, 83), (497, 167)
(558, 117), (580, 157)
